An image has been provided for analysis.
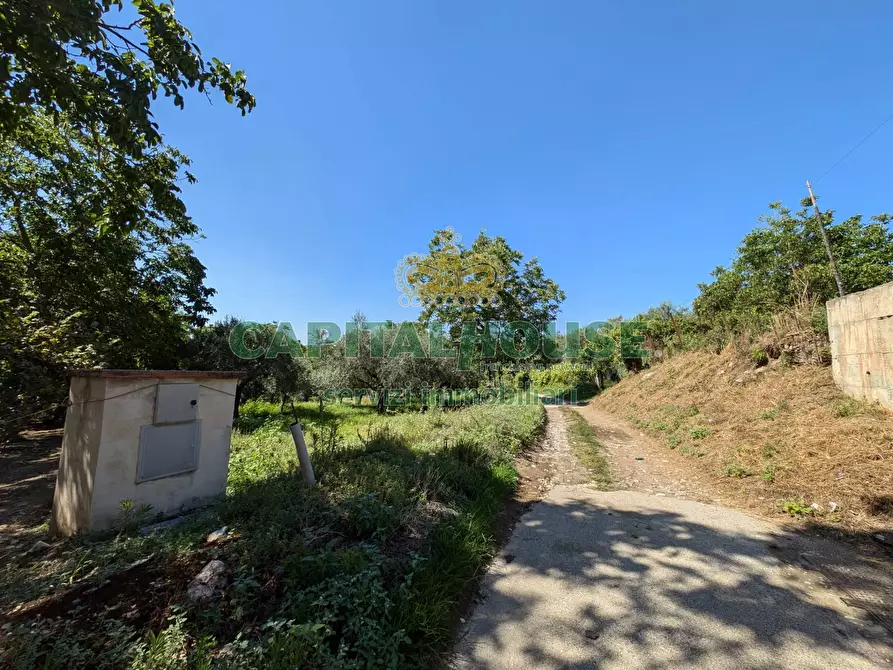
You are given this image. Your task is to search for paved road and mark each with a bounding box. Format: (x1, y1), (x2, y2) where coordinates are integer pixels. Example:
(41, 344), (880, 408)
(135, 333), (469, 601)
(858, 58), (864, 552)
(454, 485), (890, 669)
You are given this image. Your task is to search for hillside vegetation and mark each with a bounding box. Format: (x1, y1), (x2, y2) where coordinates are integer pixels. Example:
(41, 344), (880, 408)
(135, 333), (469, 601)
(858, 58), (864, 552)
(594, 350), (893, 532)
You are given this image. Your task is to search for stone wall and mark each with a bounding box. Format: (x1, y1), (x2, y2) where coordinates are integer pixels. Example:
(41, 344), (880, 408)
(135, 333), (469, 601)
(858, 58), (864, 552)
(827, 282), (893, 408)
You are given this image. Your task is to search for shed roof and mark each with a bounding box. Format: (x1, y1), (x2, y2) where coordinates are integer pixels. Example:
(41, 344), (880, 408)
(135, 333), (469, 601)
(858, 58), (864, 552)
(69, 369), (247, 380)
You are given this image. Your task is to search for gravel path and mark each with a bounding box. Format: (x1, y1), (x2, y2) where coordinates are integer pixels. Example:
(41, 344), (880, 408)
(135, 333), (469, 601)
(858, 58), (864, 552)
(575, 403), (718, 501)
(453, 404), (893, 669)
(513, 406), (590, 501)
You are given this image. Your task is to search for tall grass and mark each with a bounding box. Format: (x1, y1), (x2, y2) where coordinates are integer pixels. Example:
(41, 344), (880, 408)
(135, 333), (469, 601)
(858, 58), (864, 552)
(1, 402), (545, 669)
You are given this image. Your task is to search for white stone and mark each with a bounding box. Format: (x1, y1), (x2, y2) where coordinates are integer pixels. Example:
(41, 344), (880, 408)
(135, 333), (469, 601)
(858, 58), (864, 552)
(206, 526), (230, 544)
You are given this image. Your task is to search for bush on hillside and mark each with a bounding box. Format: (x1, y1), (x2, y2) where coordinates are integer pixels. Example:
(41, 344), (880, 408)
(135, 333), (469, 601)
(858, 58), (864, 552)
(529, 361), (604, 399)
(634, 201), (893, 367)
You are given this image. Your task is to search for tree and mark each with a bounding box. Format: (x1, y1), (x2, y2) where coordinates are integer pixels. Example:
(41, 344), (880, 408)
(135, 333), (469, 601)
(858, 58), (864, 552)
(341, 313), (396, 414)
(416, 229), (565, 328)
(414, 229), (565, 374)
(0, 113), (215, 432)
(187, 318), (314, 419)
(338, 311), (477, 413)
(1, 0), (254, 169)
(694, 202), (893, 333)
(308, 358), (344, 418)
(1, 1), (253, 432)
(634, 302), (698, 362)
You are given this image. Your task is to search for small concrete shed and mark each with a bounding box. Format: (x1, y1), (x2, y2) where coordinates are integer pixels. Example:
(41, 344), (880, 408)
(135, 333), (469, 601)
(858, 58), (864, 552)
(50, 370), (245, 536)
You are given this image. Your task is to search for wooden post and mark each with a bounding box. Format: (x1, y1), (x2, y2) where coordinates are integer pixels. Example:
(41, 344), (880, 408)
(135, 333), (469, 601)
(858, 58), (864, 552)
(806, 179), (845, 298)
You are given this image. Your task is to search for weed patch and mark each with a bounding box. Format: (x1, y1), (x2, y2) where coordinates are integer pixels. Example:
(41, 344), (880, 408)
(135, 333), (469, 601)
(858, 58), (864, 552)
(560, 408), (611, 488)
(832, 399), (859, 418)
(781, 499), (813, 517)
(760, 463), (779, 483)
(721, 462), (752, 478)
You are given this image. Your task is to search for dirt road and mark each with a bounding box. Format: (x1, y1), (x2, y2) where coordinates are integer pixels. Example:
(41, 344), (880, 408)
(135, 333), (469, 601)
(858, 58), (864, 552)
(453, 405), (893, 669)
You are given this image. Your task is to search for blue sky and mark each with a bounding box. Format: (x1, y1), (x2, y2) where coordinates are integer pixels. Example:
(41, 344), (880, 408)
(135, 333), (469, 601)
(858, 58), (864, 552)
(153, 1), (893, 332)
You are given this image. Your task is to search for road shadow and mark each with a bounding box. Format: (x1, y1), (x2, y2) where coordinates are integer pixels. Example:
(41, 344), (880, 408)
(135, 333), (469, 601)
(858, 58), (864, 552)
(454, 490), (892, 669)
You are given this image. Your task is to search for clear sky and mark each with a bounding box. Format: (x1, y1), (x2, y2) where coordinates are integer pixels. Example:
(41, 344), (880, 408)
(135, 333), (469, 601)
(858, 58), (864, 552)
(152, 1), (893, 332)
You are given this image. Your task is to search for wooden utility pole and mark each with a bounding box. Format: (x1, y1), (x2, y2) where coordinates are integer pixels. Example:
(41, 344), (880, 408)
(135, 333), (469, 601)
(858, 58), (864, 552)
(806, 179), (845, 298)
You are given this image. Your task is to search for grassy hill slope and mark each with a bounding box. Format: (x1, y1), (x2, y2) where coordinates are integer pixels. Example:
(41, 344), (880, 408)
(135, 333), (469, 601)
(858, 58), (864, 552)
(594, 350), (893, 532)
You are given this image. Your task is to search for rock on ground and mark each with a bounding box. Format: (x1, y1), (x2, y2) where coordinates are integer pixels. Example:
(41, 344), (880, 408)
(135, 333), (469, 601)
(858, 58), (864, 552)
(187, 559), (228, 605)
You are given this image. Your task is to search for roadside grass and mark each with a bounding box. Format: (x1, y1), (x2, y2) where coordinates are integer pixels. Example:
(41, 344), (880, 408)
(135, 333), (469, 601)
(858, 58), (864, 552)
(0, 402), (545, 669)
(560, 407), (611, 488)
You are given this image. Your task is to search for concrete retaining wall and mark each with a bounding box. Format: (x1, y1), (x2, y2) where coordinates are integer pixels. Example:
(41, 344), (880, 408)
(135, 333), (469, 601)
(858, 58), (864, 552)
(827, 282), (893, 408)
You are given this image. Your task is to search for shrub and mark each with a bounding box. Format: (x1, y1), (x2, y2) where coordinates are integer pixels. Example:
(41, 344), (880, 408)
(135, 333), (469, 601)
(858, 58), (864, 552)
(689, 427), (708, 440)
(833, 399), (859, 418)
(811, 306), (828, 335)
(722, 462), (752, 478)
(529, 361), (602, 400)
(781, 499), (813, 517)
(750, 346), (768, 366)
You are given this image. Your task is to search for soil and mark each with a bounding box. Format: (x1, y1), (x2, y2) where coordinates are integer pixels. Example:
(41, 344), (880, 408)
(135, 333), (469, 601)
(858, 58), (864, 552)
(6, 553), (208, 629)
(514, 406), (590, 502)
(575, 403), (722, 501)
(574, 401), (893, 641)
(0, 428), (62, 553)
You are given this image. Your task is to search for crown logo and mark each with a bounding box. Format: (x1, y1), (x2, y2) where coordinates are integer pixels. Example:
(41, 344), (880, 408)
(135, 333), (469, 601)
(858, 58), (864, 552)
(395, 228), (502, 308)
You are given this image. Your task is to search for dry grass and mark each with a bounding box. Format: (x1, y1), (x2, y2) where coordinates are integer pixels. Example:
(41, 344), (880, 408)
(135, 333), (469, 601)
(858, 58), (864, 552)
(595, 349), (893, 532)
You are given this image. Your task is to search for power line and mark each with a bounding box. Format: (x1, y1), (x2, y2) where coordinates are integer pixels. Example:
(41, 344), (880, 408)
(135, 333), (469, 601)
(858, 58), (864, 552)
(814, 110), (893, 184)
